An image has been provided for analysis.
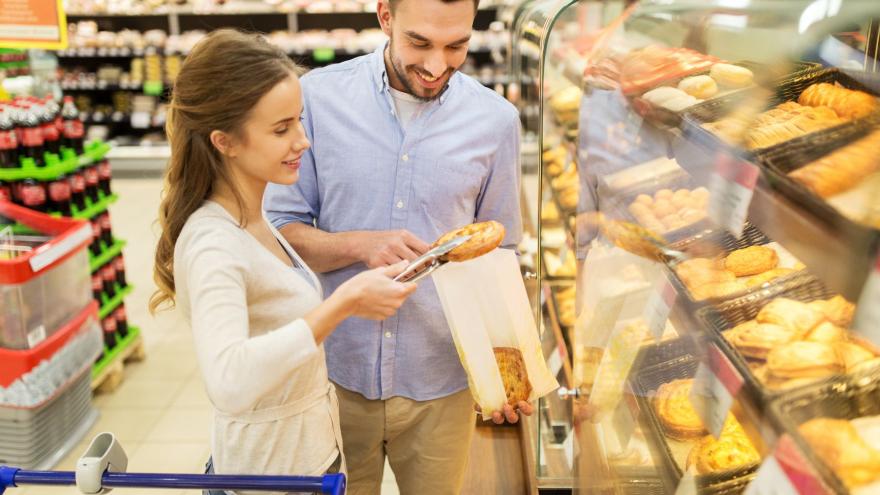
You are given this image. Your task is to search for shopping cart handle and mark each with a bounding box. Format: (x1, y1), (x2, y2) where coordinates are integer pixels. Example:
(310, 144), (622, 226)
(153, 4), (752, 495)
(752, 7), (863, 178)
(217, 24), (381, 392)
(0, 466), (345, 494)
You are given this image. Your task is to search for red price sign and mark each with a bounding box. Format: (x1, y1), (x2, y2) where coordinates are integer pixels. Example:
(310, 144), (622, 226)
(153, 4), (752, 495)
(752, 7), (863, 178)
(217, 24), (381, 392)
(745, 435), (829, 495)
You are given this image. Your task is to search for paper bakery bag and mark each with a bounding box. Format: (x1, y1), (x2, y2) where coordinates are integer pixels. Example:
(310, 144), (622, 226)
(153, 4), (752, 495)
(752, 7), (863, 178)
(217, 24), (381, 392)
(432, 248), (559, 420)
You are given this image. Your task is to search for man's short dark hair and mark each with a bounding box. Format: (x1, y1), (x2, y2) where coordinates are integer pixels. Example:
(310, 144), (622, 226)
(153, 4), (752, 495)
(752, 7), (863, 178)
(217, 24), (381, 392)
(388, 0), (479, 12)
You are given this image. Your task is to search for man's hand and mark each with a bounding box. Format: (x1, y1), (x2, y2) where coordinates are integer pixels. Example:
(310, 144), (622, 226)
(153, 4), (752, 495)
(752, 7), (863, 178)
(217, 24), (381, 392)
(475, 401), (535, 425)
(354, 230), (430, 268)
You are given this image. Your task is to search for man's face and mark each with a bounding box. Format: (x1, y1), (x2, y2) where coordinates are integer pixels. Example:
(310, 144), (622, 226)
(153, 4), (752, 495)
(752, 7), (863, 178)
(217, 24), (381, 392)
(379, 0), (475, 101)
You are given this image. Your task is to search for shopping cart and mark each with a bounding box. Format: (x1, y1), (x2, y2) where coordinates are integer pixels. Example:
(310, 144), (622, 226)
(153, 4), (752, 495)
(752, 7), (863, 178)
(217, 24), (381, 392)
(0, 433), (345, 495)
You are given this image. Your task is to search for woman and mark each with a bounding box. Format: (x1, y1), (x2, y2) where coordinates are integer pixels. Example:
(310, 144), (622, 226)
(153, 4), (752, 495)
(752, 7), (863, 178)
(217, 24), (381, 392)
(150, 29), (416, 492)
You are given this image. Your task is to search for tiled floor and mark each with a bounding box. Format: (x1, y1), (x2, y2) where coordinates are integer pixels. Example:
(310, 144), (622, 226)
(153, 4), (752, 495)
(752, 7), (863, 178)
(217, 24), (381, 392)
(12, 177), (399, 495)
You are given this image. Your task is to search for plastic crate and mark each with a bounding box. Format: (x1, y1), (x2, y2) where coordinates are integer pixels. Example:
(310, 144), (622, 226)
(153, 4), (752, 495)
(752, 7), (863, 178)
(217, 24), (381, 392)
(0, 202), (92, 350)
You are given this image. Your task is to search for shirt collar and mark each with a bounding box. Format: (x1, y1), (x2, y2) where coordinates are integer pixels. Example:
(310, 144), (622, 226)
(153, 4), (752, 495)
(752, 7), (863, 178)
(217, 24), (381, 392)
(370, 40), (456, 106)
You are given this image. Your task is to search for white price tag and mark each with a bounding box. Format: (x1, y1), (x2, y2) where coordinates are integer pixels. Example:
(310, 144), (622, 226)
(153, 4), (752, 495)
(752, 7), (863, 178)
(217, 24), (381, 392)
(689, 344), (744, 438)
(643, 276), (677, 342)
(612, 393), (638, 450)
(708, 155), (759, 239)
(547, 346), (563, 376)
(745, 456), (799, 495)
(130, 112), (151, 129)
(27, 325), (47, 348)
(674, 468), (699, 495)
(855, 254), (880, 345)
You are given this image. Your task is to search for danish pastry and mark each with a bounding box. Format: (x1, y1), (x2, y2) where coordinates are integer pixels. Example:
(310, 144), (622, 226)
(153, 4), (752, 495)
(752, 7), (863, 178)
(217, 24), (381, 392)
(805, 321), (848, 343)
(745, 267), (796, 288)
(798, 82), (878, 120)
(808, 295), (856, 328)
(686, 420), (760, 474)
(493, 347), (533, 406)
(433, 221), (506, 262)
(789, 129), (880, 198)
(835, 342), (876, 371)
(756, 298), (824, 336)
(727, 322), (801, 360)
(724, 246), (779, 277)
(766, 341), (844, 380)
(692, 280), (749, 301)
(654, 379), (707, 440)
(799, 418), (880, 488)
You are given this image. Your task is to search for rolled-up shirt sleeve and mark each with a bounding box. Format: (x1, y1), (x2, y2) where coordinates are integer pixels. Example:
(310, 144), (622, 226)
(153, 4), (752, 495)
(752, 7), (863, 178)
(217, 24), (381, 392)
(476, 111), (523, 249)
(179, 227), (318, 415)
(264, 100), (320, 231)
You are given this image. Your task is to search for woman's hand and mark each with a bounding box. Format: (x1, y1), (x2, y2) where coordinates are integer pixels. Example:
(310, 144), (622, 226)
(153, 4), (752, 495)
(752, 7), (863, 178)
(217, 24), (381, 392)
(337, 261), (417, 320)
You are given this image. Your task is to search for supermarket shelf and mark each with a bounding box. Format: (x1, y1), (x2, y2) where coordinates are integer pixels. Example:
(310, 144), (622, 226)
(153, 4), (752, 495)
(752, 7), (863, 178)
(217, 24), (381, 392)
(91, 325), (144, 392)
(0, 142), (110, 182)
(72, 193), (119, 220)
(89, 238), (126, 272)
(66, 3), (500, 16)
(99, 284), (133, 320)
(105, 145), (170, 173)
(56, 45), (504, 59)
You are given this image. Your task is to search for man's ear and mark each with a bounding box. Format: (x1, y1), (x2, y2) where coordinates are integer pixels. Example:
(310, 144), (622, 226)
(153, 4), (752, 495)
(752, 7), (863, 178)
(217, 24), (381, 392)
(376, 0), (393, 37)
(210, 130), (236, 158)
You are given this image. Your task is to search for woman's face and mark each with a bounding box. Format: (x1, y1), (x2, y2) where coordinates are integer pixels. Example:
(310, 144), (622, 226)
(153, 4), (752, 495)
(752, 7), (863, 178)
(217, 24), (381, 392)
(225, 72), (310, 187)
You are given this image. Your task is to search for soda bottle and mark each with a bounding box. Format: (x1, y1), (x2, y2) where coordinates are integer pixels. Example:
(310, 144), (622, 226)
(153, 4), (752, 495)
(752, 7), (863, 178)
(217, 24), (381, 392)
(70, 168), (87, 211)
(20, 104), (45, 167)
(113, 254), (126, 287)
(48, 174), (72, 216)
(84, 162), (100, 202)
(102, 263), (117, 298)
(0, 181), (12, 203)
(61, 96), (85, 154)
(45, 96), (64, 138)
(38, 100), (61, 155)
(92, 272), (104, 302)
(90, 218), (102, 255)
(11, 103), (25, 149)
(102, 317), (118, 350)
(97, 158), (112, 195)
(17, 178), (46, 212)
(115, 305), (128, 338)
(99, 212), (113, 245)
(0, 107), (19, 168)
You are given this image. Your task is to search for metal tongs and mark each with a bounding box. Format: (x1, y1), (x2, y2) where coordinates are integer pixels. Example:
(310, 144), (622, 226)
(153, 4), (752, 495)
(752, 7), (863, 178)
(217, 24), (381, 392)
(393, 234), (473, 283)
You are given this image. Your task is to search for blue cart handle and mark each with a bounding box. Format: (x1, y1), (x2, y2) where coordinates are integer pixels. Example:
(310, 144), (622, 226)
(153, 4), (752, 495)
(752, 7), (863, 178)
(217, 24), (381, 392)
(0, 466), (345, 495)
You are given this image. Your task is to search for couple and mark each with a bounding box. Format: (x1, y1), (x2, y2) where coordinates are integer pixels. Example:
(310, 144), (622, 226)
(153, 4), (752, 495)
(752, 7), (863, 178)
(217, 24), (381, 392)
(149, 0), (528, 494)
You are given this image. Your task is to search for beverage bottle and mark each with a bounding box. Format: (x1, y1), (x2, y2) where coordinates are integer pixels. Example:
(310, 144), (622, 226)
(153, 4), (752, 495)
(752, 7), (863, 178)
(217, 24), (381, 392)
(90, 218), (102, 255)
(102, 317), (118, 350)
(38, 99), (61, 155)
(0, 107), (19, 168)
(45, 96), (64, 138)
(0, 180), (12, 203)
(48, 174), (72, 215)
(69, 168), (87, 211)
(17, 178), (46, 212)
(92, 272), (104, 302)
(99, 212), (113, 245)
(114, 254), (126, 286)
(61, 96), (85, 153)
(102, 263), (117, 298)
(97, 158), (112, 195)
(84, 162), (100, 202)
(20, 104), (45, 167)
(115, 305), (128, 337)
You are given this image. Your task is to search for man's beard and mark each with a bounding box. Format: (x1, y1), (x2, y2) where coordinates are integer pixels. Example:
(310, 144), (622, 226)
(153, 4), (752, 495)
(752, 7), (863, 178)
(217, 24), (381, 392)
(387, 42), (454, 102)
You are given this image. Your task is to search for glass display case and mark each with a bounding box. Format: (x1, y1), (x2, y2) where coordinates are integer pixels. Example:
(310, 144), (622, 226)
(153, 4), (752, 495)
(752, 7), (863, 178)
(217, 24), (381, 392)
(514, 0), (880, 493)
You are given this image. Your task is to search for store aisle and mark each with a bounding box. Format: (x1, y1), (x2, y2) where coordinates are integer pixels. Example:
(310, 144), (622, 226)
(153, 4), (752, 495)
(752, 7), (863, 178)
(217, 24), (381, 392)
(14, 177), (399, 495)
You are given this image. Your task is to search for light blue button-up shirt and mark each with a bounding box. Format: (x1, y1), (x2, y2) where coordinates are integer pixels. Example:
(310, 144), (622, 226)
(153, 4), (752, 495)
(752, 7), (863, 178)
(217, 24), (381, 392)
(264, 44), (523, 401)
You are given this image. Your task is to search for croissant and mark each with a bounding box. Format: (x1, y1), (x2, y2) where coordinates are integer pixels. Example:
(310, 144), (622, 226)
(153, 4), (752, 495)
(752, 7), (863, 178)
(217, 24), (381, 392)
(799, 82), (878, 120)
(789, 128), (880, 197)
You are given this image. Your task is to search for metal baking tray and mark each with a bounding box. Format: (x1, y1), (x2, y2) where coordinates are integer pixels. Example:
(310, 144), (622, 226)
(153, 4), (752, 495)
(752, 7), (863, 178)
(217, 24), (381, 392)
(631, 355), (759, 493)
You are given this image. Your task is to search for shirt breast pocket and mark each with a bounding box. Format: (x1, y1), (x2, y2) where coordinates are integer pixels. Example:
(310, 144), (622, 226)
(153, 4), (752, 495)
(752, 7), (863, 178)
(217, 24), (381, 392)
(415, 159), (486, 229)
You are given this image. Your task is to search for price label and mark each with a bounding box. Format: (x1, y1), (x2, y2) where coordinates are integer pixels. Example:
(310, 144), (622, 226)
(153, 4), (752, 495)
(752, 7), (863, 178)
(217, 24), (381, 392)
(27, 325), (46, 348)
(746, 435), (830, 495)
(143, 81), (164, 96)
(690, 344), (744, 438)
(643, 276), (677, 341)
(130, 112), (151, 129)
(855, 253), (880, 345)
(708, 154), (759, 239)
(612, 391), (638, 450)
(674, 468), (699, 495)
(547, 346), (564, 376)
(746, 456), (799, 495)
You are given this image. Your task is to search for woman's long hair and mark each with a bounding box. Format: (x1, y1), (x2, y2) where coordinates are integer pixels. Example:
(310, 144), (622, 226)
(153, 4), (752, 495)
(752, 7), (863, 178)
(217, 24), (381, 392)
(150, 29), (300, 313)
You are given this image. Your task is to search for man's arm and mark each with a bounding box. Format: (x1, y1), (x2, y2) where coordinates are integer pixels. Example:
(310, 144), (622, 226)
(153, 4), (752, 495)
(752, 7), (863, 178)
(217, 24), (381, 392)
(475, 110), (524, 248)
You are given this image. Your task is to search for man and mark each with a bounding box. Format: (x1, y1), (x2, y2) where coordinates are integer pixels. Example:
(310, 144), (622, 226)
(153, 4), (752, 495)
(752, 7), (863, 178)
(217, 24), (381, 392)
(264, 0), (529, 492)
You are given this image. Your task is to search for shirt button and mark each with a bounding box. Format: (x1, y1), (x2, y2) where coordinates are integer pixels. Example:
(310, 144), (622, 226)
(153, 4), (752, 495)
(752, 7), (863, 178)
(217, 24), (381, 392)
(385, 331), (392, 338)
(396, 201), (404, 209)
(401, 154), (409, 162)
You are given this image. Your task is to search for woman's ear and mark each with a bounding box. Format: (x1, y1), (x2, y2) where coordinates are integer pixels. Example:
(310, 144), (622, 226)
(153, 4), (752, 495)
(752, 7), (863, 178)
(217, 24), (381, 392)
(210, 130), (236, 158)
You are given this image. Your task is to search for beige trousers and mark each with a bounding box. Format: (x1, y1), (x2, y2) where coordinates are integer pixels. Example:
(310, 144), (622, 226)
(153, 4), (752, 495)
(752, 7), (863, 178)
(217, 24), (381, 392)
(334, 384), (476, 495)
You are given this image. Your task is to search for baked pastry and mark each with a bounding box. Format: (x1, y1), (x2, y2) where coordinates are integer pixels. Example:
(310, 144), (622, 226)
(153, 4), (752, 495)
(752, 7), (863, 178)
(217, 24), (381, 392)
(766, 341), (844, 380)
(851, 357), (880, 374)
(756, 298), (824, 336)
(710, 63), (754, 88)
(433, 221), (505, 262)
(675, 258), (735, 285)
(805, 321), (848, 343)
(799, 418), (880, 488)
(789, 129), (880, 198)
(726, 321), (801, 360)
(808, 295), (856, 328)
(686, 420), (760, 474)
(724, 246), (779, 277)
(654, 379), (706, 440)
(692, 280), (749, 300)
(628, 187), (709, 234)
(745, 267), (796, 288)
(798, 82), (878, 120)
(678, 75), (718, 99)
(707, 101), (845, 150)
(835, 342), (876, 371)
(493, 347), (533, 406)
